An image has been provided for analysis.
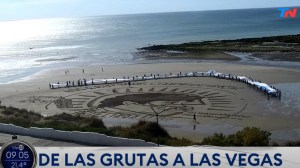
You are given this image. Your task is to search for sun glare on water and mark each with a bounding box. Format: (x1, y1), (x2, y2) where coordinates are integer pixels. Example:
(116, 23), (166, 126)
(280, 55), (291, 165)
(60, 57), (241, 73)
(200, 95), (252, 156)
(0, 19), (68, 46)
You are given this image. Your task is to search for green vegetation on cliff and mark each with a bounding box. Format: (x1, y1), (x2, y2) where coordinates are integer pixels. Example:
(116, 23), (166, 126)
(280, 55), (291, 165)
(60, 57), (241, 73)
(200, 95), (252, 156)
(0, 106), (298, 146)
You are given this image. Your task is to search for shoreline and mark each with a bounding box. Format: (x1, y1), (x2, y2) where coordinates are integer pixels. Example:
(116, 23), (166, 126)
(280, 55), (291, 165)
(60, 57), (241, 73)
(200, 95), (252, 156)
(1, 59), (300, 86)
(1, 62), (300, 108)
(2, 34), (300, 85)
(3, 33), (300, 85)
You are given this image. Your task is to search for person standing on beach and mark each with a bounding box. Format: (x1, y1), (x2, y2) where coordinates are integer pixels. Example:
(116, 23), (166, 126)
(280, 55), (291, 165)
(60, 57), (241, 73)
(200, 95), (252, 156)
(279, 91), (282, 99)
(82, 69), (85, 74)
(193, 113), (196, 123)
(128, 81), (131, 87)
(102, 68), (104, 72)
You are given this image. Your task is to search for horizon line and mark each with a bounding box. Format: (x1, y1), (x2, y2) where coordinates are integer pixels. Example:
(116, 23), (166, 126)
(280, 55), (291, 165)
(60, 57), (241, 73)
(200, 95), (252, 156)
(1, 5), (299, 22)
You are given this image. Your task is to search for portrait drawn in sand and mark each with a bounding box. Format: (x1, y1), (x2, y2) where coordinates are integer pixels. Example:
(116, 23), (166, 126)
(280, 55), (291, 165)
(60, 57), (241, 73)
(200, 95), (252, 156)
(3, 64), (299, 143)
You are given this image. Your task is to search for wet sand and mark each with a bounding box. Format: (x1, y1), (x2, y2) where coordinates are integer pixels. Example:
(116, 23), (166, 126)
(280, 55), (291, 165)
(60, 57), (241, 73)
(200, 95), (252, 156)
(1, 62), (300, 97)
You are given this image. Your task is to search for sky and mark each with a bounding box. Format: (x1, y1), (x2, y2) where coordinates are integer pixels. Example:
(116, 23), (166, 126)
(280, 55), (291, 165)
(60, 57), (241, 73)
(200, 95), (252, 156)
(1, 0), (300, 20)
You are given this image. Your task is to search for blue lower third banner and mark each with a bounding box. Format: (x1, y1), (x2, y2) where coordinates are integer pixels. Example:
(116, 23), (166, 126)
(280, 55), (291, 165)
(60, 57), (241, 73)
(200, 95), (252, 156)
(9, 147), (300, 168)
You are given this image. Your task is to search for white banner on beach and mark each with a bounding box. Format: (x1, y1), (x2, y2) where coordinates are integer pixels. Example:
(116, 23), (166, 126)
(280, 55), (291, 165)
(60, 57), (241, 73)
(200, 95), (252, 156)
(49, 70), (280, 96)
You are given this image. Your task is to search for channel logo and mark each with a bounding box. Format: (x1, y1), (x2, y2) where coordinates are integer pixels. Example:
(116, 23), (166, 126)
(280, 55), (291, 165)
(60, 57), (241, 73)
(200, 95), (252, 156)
(278, 8), (298, 18)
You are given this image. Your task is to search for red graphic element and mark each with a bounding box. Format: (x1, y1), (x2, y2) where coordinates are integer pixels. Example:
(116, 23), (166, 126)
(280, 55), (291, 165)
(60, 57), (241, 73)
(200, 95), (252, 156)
(284, 8), (298, 18)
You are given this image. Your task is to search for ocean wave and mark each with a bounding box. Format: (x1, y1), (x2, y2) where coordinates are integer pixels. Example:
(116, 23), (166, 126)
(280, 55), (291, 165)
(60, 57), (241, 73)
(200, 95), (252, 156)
(35, 56), (77, 62)
(32, 45), (86, 51)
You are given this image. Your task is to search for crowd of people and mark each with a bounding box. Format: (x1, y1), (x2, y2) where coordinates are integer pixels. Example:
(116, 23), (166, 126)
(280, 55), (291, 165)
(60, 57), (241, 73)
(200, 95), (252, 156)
(213, 73), (282, 99)
(49, 70), (282, 100)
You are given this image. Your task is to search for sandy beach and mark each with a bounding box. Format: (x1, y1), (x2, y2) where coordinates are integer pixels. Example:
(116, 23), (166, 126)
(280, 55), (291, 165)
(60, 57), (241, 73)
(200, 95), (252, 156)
(1, 62), (300, 144)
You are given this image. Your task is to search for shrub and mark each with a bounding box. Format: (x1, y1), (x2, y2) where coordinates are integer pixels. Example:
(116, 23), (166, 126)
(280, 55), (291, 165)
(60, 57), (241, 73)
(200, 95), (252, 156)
(202, 133), (229, 146)
(88, 117), (106, 128)
(233, 127), (271, 146)
(201, 127), (271, 146)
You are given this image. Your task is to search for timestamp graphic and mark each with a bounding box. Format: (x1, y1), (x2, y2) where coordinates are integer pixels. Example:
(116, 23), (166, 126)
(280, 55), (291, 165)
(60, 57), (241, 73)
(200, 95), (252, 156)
(0, 140), (37, 168)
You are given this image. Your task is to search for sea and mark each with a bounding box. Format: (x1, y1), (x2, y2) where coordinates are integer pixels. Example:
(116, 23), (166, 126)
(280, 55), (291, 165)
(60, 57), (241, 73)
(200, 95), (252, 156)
(0, 7), (300, 84)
